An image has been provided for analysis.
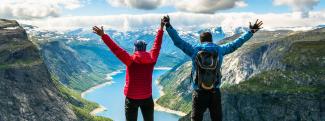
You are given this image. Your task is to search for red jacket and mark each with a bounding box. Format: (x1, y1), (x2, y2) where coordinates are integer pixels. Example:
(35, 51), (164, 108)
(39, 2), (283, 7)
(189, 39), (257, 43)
(101, 28), (164, 99)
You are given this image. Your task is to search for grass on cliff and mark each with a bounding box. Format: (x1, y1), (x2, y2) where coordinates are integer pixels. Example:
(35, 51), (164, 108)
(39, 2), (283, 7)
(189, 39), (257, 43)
(67, 72), (107, 92)
(43, 54), (108, 92)
(0, 59), (43, 69)
(156, 62), (193, 113)
(222, 69), (325, 94)
(41, 48), (109, 92)
(282, 41), (325, 70)
(0, 43), (43, 69)
(52, 75), (112, 121)
(157, 93), (192, 113)
(224, 40), (325, 94)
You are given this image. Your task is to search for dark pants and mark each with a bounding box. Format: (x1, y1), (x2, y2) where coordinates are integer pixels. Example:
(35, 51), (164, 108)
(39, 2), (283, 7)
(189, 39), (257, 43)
(191, 89), (222, 121)
(125, 96), (154, 121)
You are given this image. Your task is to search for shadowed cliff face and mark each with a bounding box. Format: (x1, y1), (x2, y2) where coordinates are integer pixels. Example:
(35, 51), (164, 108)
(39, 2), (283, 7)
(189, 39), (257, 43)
(157, 28), (325, 121)
(0, 19), (77, 121)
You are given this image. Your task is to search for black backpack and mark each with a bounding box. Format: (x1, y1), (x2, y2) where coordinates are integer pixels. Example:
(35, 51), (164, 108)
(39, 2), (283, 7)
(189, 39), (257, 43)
(194, 49), (220, 90)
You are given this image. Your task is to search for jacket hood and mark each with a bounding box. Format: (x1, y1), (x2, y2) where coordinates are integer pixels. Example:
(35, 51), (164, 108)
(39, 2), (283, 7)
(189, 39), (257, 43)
(132, 51), (155, 64)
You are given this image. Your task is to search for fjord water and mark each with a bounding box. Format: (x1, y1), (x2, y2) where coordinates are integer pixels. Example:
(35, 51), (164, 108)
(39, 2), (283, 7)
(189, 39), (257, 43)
(84, 69), (180, 121)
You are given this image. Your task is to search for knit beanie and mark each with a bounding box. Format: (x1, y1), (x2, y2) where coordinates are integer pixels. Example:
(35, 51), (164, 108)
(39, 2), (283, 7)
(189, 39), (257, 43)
(134, 40), (147, 51)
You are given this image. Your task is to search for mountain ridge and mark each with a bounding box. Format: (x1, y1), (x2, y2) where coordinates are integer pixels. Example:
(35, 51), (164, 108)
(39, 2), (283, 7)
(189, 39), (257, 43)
(8, 21), (324, 121)
(0, 19), (77, 121)
(0, 19), (112, 121)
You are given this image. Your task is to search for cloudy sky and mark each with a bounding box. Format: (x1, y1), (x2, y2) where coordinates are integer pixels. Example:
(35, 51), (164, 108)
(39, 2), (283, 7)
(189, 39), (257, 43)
(0, 0), (324, 31)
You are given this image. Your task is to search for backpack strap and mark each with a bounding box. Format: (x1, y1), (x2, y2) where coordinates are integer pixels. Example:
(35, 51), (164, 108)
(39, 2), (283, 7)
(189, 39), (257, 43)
(195, 51), (218, 70)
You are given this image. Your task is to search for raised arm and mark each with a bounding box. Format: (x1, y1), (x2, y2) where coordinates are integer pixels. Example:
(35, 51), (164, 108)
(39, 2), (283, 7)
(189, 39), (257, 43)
(220, 19), (263, 55)
(164, 16), (194, 57)
(93, 26), (132, 66)
(150, 25), (164, 61)
(220, 31), (253, 55)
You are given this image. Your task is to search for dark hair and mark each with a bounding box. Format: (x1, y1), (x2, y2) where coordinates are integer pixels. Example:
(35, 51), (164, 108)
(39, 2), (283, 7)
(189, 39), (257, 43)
(200, 32), (212, 43)
(134, 40), (147, 51)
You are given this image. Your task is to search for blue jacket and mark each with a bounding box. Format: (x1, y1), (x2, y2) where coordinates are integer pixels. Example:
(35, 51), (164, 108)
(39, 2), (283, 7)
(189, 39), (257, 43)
(166, 26), (253, 90)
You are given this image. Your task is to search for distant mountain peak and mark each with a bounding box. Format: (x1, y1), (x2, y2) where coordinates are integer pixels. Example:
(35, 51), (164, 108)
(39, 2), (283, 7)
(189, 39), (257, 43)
(316, 24), (325, 28)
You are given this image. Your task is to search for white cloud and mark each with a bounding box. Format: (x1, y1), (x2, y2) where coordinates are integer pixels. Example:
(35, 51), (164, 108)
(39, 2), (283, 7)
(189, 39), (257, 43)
(19, 11), (325, 32)
(0, 0), (83, 19)
(174, 0), (246, 13)
(273, 0), (320, 18)
(235, 1), (248, 8)
(106, 0), (247, 13)
(107, 0), (161, 10)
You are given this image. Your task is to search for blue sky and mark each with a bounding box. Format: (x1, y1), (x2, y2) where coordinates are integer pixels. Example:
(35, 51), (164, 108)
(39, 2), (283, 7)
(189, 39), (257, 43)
(2, 0), (324, 31)
(63, 0), (325, 16)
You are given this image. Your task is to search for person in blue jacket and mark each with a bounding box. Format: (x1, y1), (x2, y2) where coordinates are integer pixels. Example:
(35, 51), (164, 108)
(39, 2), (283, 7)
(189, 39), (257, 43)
(162, 16), (263, 121)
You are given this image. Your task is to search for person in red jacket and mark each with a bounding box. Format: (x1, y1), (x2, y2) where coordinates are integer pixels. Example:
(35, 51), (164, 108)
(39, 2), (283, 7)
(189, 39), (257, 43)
(92, 18), (165, 121)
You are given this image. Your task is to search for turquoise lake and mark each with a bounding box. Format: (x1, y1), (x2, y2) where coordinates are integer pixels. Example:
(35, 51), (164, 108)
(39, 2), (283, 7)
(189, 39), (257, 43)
(84, 69), (180, 121)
